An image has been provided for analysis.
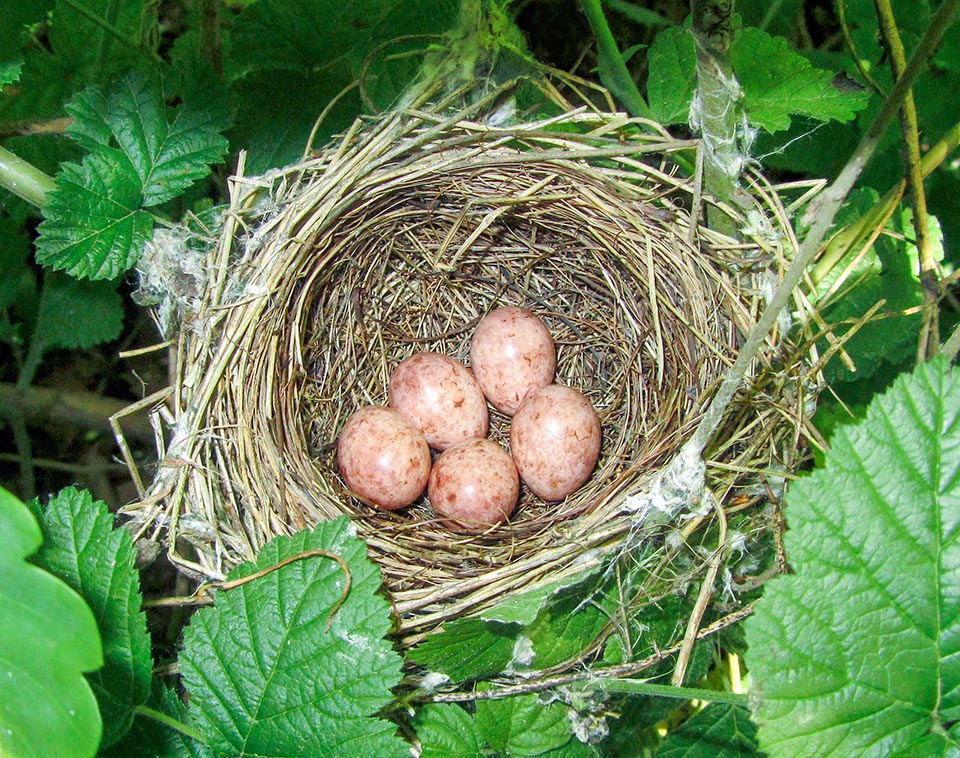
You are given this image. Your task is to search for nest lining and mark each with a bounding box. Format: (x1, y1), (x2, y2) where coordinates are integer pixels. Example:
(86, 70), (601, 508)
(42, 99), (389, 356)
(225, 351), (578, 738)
(122, 103), (806, 633)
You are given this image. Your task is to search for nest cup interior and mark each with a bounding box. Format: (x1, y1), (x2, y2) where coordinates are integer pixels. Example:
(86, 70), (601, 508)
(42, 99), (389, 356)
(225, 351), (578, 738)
(268, 148), (744, 603)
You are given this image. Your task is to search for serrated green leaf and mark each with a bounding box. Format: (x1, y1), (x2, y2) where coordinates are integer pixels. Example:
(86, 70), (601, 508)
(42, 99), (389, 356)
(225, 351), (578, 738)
(229, 66), (361, 174)
(65, 69), (229, 207)
(745, 356), (960, 756)
(179, 517), (407, 758)
(229, 0), (458, 74)
(476, 691), (573, 756)
(29, 488), (151, 749)
(226, 0), (458, 171)
(414, 703), (484, 758)
(526, 593), (609, 670)
(647, 26), (696, 126)
(408, 617), (518, 683)
(35, 152), (154, 279)
(657, 704), (762, 758)
(731, 28), (869, 132)
(480, 565), (603, 626)
(0, 486), (103, 758)
(30, 270), (124, 354)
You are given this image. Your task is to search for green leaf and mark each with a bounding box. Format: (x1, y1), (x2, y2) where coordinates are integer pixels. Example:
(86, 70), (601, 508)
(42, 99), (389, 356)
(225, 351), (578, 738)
(0, 486), (103, 758)
(408, 617), (518, 683)
(731, 28), (869, 132)
(35, 152), (154, 279)
(29, 488), (151, 749)
(525, 592), (609, 670)
(745, 356), (960, 756)
(225, 0), (458, 171)
(65, 68), (230, 207)
(647, 26), (696, 126)
(414, 703), (484, 758)
(229, 0), (458, 74)
(31, 271), (124, 351)
(657, 704), (763, 758)
(480, 566), (603, 626)
(179, 517), (407, 758)
(477, 691), (573, 757)
(228, 66), (361, 174)
(0, 214), (32, 310)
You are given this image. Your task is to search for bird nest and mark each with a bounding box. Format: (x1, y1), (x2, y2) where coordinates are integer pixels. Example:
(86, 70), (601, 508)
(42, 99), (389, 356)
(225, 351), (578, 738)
(121, 96), (809, 635)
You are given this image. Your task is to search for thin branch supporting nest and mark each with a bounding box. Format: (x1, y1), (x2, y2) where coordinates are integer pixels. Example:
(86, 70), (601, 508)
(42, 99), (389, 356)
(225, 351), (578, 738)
(120, 94), (810, 634)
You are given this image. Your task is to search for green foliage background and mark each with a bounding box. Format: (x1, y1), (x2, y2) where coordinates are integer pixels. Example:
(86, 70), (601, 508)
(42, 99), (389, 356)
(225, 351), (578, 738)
(1, 0), (959, 756)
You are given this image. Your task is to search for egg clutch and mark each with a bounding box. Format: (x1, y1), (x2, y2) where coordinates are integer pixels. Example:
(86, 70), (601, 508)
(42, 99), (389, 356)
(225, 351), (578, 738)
(335, 306), (602, 532)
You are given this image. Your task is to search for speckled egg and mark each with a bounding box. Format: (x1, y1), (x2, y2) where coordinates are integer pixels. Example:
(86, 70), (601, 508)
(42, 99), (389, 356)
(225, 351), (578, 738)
(428, 438), (519, 532)
(469, 306), (556, 415)
(510, 384), (601, 501)
(389, 352), (489, 450)
(336, 405), (431, 510)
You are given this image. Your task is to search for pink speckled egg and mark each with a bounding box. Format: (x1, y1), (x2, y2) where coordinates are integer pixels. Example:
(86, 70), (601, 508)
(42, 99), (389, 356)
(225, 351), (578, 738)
(469, 306), (556, 415)
(428, 438), (519, 532)
(510, 384), (601, 501)
(336, 405), (431, 510)
(389, 352), (489, 450)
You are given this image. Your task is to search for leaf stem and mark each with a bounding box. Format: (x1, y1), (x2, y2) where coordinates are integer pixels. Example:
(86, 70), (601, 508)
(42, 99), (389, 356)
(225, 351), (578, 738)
(579, 0), (654, 119)
(687, 0), (960, 458)
(589, 679), (748, 705)
(873, 0), (940, 361)
(132, 705), (210, 745)
(0, 145), (56, 207)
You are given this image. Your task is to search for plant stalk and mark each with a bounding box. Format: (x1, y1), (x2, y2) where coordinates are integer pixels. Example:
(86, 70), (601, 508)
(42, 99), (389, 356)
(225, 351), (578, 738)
(0, 145), (56, 207)
(579, 0), (654, 119)
(690, 0), (752, 231)
(874, 0), (940, 361)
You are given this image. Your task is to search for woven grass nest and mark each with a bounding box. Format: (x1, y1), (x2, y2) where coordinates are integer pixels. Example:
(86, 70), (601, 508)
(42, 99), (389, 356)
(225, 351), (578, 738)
(123, 90), (808, 635)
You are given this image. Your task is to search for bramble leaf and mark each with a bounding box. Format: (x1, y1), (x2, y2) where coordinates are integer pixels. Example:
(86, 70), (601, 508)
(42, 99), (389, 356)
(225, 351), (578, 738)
(0, 486), (102, 758)
(476, 691), (573, 756)
(179, 517), (407, 758)
(745, 356), (960, 756)
(225, 0), (458, 171)
(656, 704), (762, 758)
(414, 703), (485, 758)
(65, 69), (230, 207)
(731, 28), (869, 132)
(407, 617), (518, 683)
(35, 152), (154, 279)
(647, 26), (697, 126)
(29, 488), (151, 749)
(31, 271), (124, 352)
(525, 592), (609, 670)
